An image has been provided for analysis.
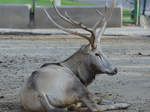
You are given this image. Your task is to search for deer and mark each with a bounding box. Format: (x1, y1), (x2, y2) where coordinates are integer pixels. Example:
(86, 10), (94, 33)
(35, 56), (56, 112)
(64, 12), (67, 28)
(20, 0), (130, 112)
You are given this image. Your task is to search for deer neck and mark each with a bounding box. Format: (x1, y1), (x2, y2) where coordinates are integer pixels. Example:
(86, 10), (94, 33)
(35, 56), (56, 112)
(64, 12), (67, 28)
(61, 51), (96, 86)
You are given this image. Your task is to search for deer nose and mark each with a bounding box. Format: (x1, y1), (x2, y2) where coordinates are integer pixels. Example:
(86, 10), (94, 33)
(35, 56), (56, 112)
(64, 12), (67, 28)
(106, 67), (118, 76)
(113, 67), (118, 75)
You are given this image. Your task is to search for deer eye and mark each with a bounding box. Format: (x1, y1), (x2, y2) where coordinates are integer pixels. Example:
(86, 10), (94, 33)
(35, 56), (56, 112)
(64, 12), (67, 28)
(95, 53), (102, 59)
(95, 53), (99, 56)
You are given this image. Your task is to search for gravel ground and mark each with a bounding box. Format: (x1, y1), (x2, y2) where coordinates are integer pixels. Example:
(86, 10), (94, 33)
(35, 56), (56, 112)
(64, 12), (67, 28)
(0, 34), (150, 112)
(0, 27), (150, 36)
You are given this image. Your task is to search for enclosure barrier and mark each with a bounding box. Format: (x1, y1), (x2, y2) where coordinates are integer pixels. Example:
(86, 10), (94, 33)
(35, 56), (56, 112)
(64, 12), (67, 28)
(0, 4), (122, 28)
(0, 4), (31, 28)
(34, 6), (122, 28)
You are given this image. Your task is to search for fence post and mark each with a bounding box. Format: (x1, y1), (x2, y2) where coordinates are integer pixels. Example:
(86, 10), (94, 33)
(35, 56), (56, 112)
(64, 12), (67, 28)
(135, 0), (140, 25)
(29, 0), (36, 27)
(55, 0), (61, 6)
(143, 0), (147, 15)
(33, 0), (36, 18)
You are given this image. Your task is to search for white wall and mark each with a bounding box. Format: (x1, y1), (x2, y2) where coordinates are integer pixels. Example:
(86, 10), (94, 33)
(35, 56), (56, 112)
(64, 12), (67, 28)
(55, 0), (61, 6)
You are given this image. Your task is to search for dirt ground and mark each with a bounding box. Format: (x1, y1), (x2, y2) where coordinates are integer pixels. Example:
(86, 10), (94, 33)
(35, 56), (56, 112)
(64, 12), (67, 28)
(0, 34), (150, 112)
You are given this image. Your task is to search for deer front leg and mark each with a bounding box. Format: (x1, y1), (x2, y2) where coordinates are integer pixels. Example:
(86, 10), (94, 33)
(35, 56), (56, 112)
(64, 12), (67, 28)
(80, 92), (105, 112)
(69, 78), (102, 112)
(70, 77), (129, 112)
(80, 91), (130, 112)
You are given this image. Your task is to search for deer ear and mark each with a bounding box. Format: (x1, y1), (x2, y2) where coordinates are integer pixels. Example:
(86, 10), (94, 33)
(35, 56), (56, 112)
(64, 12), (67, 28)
(80, 44), (92, 54)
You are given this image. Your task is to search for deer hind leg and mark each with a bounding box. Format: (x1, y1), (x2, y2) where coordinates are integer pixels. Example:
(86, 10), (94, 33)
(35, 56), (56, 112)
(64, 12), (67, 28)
(39, 93), (79, 112)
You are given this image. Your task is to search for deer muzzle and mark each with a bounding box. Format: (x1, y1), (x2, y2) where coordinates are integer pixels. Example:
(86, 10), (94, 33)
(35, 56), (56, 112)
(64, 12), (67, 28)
(107, 67), (118, 76)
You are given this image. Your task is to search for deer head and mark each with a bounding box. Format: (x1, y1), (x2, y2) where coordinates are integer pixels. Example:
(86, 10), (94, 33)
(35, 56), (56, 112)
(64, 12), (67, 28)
(43, 0), (117, 85)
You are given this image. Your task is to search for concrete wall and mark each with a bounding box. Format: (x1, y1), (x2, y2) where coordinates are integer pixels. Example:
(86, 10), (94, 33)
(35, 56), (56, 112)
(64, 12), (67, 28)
(0, 4), (122, 28)
(34, 6), (122, 28)
(0, 4), (31, 28)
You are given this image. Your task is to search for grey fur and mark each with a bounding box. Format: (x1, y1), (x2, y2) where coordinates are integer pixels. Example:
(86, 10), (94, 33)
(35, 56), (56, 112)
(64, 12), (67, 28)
(61, 44), (117, 86)
(20, 1), (120, 111)
(20, 44), (118, 112)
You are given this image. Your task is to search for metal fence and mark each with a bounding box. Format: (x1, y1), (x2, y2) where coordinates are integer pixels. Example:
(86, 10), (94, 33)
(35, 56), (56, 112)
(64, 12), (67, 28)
(122, 0), (141, 25)
(142, 0), (150, 16)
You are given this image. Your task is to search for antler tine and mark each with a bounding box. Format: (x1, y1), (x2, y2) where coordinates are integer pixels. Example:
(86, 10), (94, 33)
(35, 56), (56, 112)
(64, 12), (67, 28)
(64, 11), (96, 48)
(92, 9), (104, 31)
(95, 0), (116, 44)
(43, 9), (90, 41)
(106, 0), (116, 22)
(64, 11), (94, 34)
(47, 0), (96, 48)
(52, 0), (93, 34)
(51, 0), (74, 25)
(95, 19), (107, 43)
(92, 0), (113, 31)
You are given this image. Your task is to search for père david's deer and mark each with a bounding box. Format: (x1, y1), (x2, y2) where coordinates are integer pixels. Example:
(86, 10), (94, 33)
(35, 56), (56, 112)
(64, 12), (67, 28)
(20, 0), (129, 112)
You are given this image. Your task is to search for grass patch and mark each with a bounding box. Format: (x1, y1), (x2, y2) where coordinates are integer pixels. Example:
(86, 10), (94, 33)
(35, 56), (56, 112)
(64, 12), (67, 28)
(123, 9), (132, 14)
(123, 9), (135, 25)
(0, 0), (91, 6)
(62, 0), (91, 6)
(123, 19), (135, 26)
(123, 9), (133, 17)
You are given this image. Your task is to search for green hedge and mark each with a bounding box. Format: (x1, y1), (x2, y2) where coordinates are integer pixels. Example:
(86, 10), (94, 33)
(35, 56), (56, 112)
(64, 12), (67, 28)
(0, 0), (91, 6)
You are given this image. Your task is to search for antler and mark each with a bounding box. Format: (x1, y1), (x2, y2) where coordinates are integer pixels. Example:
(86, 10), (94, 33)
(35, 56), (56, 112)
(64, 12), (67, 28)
(94, 0), (116, 44)
(44, 0), (116, 49)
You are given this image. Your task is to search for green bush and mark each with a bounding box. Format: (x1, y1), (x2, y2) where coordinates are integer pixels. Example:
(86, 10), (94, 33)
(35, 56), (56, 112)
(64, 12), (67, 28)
(0, 0), (91, 6)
